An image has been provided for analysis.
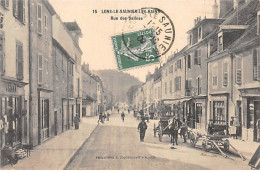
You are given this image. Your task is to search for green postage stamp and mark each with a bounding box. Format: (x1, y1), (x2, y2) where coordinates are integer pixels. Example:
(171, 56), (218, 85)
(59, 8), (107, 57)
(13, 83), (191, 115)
(111, 28), (160, 71)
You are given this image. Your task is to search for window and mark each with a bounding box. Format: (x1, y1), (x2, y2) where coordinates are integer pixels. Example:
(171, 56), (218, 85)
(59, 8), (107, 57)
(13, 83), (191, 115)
(165, 82), (167, 94)
(212, 65), (218, 86)
(37, 4), (42, 34)
(177, 59), (182, 69)
(198, 26), (202, 40)
(0, 32), (5, 75)
(218, 35), (223, 52)
(236, 56), (242, 84)
(170, 80), (172, 94)
(175, 76), (181, 91)
(189, 34), (192, 45)
(197, 77), (202, 95)
(44, 15), (48, 37)
(175, 62), (177, 71)
(13, 0), (25, 24)
(187, 55), (191, 69)
(194, 49), (201, 65)
(169, 64), (173, 74)
(196, 103), (202, 123)
(38, 54), (43, 84)
(75, 54), (78, 70)
(253, 49), (260, 81)
(257, 11), (260, 35)
(16, 41), (23, 80)
(223, 62), (228, 86)
(1, 0), (9, 9)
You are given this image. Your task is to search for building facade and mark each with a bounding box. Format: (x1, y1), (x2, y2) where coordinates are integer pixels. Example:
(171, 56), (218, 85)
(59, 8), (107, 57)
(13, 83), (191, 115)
(0, 0), (29, 151)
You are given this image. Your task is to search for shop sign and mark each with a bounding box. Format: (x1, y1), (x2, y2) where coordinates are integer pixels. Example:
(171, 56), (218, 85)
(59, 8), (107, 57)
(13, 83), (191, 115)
(6, 83), (16, 93)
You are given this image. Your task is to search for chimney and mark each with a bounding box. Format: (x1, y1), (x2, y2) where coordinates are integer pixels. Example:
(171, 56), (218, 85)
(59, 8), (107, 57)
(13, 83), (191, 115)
(219, 0), (234, 19)
(212, 0), (219, 19)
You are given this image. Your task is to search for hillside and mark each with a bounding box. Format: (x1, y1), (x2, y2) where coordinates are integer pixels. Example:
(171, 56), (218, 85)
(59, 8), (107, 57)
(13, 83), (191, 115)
(92, 69), (142, 103)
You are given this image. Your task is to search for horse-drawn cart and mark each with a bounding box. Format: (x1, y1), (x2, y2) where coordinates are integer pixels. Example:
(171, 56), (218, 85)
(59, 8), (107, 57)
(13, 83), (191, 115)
(189, 120), (246, 160)
(153, 117), (172, 142)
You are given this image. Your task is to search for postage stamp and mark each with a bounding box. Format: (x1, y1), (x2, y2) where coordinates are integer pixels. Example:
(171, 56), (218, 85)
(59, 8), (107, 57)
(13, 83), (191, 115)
(111, 28), (160, 71)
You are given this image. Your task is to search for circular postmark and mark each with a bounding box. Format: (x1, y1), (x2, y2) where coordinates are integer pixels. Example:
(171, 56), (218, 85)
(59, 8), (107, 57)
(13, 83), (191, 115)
(121, 7), (175, 60)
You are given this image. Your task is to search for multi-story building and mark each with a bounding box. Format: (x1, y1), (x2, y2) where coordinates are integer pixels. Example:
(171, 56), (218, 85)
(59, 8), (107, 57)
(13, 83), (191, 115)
(29, 0), (55, 146)
(52, 14), (82, 134)
(81, 63), (98, 117)
(0, 0), (29, 151)
(64, 22), (83, 119)
(208, 0), (260, 141)
(185, 17), (223, 131)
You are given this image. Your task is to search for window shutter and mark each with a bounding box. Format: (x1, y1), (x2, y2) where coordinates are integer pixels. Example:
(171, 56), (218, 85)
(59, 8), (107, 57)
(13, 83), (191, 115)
(16, 43), (23, 80)
(197, 50), (201, 65)
(13, 0), (18, 17)
(0, 33), (4, 75)
(257, 49), (260, 81)
(18, 0), (22, 22)
(37, 4), (42, 34)
(194, 50), (198, 65)
(253, 49), (257, 80)
(223, 62), (228, 86)
(22, 0), (25, 24)
(236, 56), (242, 84)
(38, 54), (43, 84)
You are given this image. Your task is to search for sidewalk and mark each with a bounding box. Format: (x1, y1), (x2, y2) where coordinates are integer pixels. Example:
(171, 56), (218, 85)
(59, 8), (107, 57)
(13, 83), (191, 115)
(2, 116), (98, 170)
(228, 138), (260, 160)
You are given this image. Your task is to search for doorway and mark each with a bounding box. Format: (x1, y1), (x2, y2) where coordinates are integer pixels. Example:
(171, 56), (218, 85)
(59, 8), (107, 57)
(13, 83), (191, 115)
(54, 111), (57, 136)
(237, 101), (242, 137)
(254, 101), (260, 142)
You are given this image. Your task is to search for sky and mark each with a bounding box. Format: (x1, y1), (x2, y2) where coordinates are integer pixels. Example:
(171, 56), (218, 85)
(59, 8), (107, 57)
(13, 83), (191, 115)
(49, 0), (216, 82)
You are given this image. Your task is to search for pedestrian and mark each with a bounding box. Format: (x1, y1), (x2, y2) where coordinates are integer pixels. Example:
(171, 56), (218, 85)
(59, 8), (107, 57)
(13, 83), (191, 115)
(74, 114), (80, 130)
(180, 119), (188, 143)
(106, 112), (110, 121)
(170, 117), (179, 147)
(118, 109), (119, 114)
(102, 113), (106, 122)
(121, 111), (125, 122)
(97, 112), (103, 124)
(128, 109), (130, 113)
(138, 118), (148, 142)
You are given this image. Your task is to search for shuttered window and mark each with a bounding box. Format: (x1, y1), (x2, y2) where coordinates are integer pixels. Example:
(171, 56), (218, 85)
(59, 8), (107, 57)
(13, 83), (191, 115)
(175, 76), (181, 91)
(194, 50), (198, 65)
(197, 77), (202, 95)
(169, 80), (172, 94)
(1, 0), (9, 9)
(253, 49), (260, 81)
(38, 54), (43, 84)
(187, 55), (191, 68)
(0, 32), (5, 75)
(16, 42), (23, 80)
(13, 0), (25, 23)
(236, 56), (242, 84)
(212, 65), (218, 86)
(165, 82), (167, 94)
(223, 62), (228, 86)
(37, 4), (42, 34)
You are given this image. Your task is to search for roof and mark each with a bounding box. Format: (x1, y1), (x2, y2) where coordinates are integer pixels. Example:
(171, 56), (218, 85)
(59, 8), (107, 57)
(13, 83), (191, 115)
(187, 18), (224, 33)
(222, 0), (259, 25)
(64, 22), (82, 32)
(219, 25), (249, 30)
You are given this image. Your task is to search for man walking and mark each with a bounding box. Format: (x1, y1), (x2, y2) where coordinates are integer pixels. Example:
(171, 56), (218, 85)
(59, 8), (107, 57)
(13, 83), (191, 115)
(121, 111), (125, 122)
(170, 117), (179, 147)
(138, 118), (148, 142)
(74, 114), (80, 130)
(106, 112), (110, 121)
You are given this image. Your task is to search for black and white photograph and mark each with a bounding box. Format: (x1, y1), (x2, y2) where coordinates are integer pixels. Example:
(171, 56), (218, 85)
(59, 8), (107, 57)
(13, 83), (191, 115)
(0, 0), (260, 170)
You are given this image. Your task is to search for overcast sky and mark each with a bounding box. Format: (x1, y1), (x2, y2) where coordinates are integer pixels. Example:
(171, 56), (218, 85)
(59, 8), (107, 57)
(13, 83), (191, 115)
(49, 0), (215, 82)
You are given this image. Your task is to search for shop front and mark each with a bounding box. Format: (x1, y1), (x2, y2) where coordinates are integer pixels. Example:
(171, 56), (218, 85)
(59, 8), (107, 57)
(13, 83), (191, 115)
(0, 78), (28, 149)
(239, 87), (260, 142)
(209, 93), (229, 126)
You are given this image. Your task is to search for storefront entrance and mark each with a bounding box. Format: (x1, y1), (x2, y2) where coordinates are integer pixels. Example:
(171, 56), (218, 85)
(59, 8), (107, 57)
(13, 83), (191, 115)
(254, 101), (260, 142)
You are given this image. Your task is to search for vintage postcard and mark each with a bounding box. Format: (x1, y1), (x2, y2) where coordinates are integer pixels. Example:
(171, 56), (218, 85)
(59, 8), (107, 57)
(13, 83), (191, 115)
(0, 0), (259, 170)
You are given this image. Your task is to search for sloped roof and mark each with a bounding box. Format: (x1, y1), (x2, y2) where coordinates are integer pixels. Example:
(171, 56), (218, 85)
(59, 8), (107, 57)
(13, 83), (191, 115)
(64, 22), (82, 31)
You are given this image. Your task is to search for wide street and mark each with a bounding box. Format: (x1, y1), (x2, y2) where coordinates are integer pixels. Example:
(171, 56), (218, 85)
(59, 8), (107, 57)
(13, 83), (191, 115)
(66, 111), (251, 170)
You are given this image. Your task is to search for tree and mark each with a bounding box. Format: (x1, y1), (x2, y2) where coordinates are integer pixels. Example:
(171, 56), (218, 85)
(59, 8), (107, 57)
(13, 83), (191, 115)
(126, 85), (140, 105)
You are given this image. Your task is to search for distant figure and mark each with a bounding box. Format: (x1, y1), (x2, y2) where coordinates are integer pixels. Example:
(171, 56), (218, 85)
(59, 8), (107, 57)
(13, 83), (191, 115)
(128, 109), (130, 113)
(121, 112), (125, 122)
(138, 118), (148, 142)
(180, 119), (188, 143)
(118, 109), (120, 114)
(106, 112), (110, 121)
(74, 115), (80, 130)
(98, 113), (104, 124)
